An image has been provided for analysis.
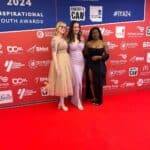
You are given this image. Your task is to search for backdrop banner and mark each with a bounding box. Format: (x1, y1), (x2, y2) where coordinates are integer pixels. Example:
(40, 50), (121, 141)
(0, 0), (149, 107)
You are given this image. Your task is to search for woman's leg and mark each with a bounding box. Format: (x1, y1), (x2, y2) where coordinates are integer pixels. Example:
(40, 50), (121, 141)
(71, 64), (84, 110)
(95, 86), (103, 105)
(58, 97), (68, 111)
(94, 68), (103, 105)
(88, 69), (96, 102)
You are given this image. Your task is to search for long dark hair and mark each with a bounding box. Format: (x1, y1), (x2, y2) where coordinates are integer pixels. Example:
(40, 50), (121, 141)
(67, 21), (82, 43)
(88, 27), (103, 41)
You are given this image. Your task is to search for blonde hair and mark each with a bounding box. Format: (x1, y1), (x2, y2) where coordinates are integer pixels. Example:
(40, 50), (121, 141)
(56, 21), (66, 29)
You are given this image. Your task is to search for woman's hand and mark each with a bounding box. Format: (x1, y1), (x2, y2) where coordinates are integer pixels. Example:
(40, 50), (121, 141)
(56, 66), (61, 76)
(92, 56), (102, 61)
(43, 81), (49, 95)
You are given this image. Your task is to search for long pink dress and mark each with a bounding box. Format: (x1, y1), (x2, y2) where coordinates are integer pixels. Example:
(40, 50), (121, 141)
(69, 42), (85, 106)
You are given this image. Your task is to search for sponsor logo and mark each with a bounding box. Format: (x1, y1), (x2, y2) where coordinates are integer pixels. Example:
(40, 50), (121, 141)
(90, 6), (103, 22)
(115, 26), (125, 38)
(142, 65), (149, 71)
(127, 26), (145, 37)
(36, 31), (44, 38)
(111, 79), (119, 85)
(143, 42), (150, 49)
(103, 85), (118, 90)
(146, 26), (150, 36)
(0, 76), (8, 83)
(28, 60), (50, 69)
(129, 56), (144, 63)
(137, 78), (150, 87)
(7, 45), (23, 54)
(107, 41), (118, 50)
(137, 26), (144, 32)
(0, 90), (13, 104)
(70, 6), (85, 21)
(35, 77), (48, 83)
(108, 79), (119, 89)
(28, 45), (49, 53)
(127, 32), (144, 37)
(120, 82), (135, 88)
(110, 70), (126, 77)
(137, 79), (144, 87)
(41, 87), (49, 96)
(120, 41), (138, 50)
(36, 30), (53, 38)
(110, 60), (127, 65)
(119, 54), (127, 59)
(12, 78), (27, 85)
(100, 27), (114, 36)
(140, 65), (150, 76)
(17, 88), (36, 100)
(4, 60), (25, 72)
(129, 67), (138, 76)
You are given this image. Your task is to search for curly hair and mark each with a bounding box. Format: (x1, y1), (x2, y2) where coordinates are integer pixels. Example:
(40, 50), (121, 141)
(88, 27), (103, 41)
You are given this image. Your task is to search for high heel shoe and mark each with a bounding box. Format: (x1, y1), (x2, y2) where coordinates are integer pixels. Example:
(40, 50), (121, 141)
(77, 105), (84, 110)
(71, 100), (84, 110)
(58, 104), (68, 111)
(92, 98), (97, 104)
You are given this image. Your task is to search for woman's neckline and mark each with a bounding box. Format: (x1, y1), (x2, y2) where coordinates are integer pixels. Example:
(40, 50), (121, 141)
(88, 47), (104, 49)
(70, 41), (83, 44)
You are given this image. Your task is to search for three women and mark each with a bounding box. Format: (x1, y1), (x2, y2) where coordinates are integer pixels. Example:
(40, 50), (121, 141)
(45, 21), (109, 111)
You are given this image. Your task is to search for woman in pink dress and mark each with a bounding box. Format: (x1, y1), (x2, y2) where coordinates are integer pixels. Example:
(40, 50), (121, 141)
(67, 21), (85, 110)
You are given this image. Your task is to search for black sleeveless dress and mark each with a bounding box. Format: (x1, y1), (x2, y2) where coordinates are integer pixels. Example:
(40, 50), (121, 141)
(85, 47), (109, 104)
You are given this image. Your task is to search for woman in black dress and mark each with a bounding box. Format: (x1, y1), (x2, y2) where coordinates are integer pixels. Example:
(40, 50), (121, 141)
(84, 27), (109, 105)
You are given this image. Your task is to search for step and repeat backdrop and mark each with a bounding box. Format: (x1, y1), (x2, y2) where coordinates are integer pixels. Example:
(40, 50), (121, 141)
(0, 0), (150, 107)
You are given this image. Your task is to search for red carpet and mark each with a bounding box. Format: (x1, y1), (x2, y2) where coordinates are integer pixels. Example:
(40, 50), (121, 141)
(0, 90), (150, 150)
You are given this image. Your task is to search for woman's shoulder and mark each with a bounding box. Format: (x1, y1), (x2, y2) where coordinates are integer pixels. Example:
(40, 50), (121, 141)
(86, 40), (98, 47)
(52, 35), (60, 40)
(52, 35), (65, 43)
(51, 36), (58, 42)
(51, 36), (62, 45)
